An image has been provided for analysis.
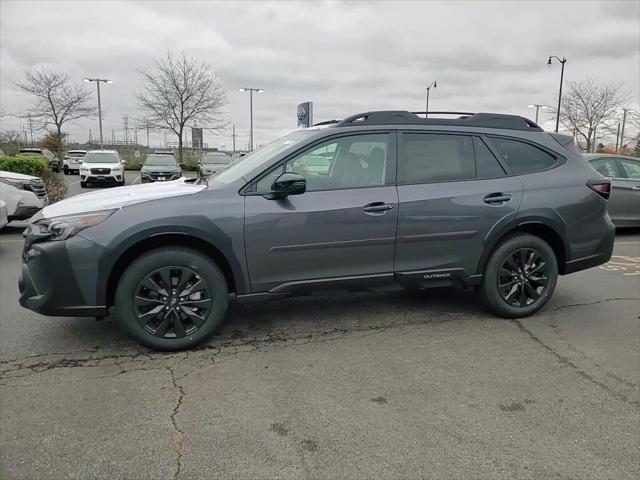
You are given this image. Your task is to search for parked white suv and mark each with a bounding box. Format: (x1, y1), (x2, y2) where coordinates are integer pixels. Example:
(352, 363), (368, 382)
(0, 171), (47, 221)
(63, 150), (87, 175)
(80, 150), (125, 188)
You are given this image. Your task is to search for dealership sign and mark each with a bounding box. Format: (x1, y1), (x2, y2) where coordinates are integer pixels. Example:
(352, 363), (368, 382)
(297, 102), (313, 128)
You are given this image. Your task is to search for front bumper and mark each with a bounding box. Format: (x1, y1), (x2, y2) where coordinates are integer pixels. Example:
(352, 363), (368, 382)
(18, 235), (108, 317)
(10, 205), (42, 221)
(141, 171), (182, 182)
(81, 173), (123, 183)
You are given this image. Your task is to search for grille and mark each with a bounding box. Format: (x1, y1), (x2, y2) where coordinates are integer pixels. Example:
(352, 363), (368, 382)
(24, 180), (47, 198)
(90, 168), (111, 175)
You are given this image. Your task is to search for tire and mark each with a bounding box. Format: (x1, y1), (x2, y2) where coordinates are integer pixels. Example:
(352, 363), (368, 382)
(80, 181), (87, 188)
(120, 178), (126, 187)
(63, 167), (69, 175)
(480, 234), (558, 318)
(114, 247), (229, 351)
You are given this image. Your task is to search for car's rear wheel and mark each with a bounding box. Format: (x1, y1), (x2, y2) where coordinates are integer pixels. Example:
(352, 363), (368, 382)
(480, 234), (558, 318)
(114, 247), (229, 350)
(63, 166), (69, 175)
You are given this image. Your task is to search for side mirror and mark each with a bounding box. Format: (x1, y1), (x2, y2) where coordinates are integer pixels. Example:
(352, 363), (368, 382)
(266, 172), (306, 199)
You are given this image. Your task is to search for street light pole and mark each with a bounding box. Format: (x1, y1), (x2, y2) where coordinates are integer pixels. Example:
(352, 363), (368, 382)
(547, 56), (567, 133)
(425, 81), (437, 118)
(83, 77), (112, 149)
(527, 104), (548, 124)
(619, 108), (628, 153)
(239, 87), (264, 151)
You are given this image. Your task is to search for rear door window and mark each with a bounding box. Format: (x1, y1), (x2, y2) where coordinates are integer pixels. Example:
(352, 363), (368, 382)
(590, 157), (620, 178)
(473, 137), (506, 179)
(399, 133), (475, 184)
(617, 158), (640, 179)
(488, 137), (557, 175)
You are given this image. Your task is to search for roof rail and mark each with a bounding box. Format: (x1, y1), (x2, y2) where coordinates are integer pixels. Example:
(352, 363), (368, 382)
(333, 110), (543, 132)
(411, 111), (476, 117)
(313, 119), (340, 126)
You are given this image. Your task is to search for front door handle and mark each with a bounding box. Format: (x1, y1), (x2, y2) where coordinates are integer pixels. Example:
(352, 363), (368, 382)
(363, 202), (394, 213)
(484, 193), (512, 204)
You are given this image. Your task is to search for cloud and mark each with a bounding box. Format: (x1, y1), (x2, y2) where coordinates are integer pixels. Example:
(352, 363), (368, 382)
(1, 0), (638, 148)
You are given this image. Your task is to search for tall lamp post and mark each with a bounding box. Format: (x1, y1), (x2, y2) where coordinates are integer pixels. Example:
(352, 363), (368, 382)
(425, 81), (437, 118)
(239, 87), (264, 151)
(547, 56), (567, 133)
(527, 104), (548, 124)
(83, 77), (112, 148)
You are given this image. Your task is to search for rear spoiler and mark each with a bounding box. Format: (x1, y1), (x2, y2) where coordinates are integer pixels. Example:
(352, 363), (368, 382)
(549, 133), (582, 156)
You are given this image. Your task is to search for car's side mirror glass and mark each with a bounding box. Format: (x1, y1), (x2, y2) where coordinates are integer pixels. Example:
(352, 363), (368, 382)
(265, 172), (306, 200)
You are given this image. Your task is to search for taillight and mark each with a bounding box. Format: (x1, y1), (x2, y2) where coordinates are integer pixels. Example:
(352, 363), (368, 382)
(587, 179), (611, 200)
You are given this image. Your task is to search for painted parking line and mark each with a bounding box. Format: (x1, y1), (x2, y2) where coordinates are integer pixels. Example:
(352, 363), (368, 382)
(615, 242), (640, 245)
(68, 180), (81, 186)
(599, 255), (640, 276)
(130, 176), (141, 184)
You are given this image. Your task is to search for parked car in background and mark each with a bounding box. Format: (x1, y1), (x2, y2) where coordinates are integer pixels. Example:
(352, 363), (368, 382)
(63, 150), (87, 175)
(140, 154), (182, 183)
(0, 200), (8, 230)
(0, 170), (47, 221)
(18, 110), (615, 351)
(80, 150), (125, 188)
(584, 153), (640, 227)
(16, 148), (60, 172)
(198, 151), (231, 177)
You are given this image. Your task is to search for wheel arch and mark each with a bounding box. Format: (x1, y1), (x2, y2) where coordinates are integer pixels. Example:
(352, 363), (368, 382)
(104, 233), (239, 308)
(477, 217), (569, 276)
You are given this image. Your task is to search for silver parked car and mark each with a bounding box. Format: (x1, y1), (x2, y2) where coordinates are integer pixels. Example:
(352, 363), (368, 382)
(584, 154), (640, 227)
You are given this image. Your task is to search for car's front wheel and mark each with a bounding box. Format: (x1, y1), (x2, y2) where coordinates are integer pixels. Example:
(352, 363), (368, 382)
(114, 247), (229, 350)
(80, 181), (87, 188)
(480, 234), (558, 318)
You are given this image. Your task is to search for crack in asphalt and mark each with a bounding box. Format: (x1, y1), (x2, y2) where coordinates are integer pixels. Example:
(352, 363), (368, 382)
(0, 313), (463, 381)
(167, 365), (186, 480)
(511, 318), (639, 409)
(549, 297), (639, 312)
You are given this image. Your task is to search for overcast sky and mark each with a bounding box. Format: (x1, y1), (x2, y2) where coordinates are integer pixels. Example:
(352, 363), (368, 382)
(1, 0), (639, 149)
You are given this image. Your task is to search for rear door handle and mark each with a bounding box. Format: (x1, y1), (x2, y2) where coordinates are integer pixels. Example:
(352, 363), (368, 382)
(484, 193), (512, 204)
(363, 202), (394, 213)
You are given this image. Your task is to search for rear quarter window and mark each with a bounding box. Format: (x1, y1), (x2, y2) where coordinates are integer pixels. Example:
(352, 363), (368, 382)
(488, 137), (557, 175)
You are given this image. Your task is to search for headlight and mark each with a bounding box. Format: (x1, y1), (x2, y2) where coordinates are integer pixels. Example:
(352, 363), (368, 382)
(27, 210), (115, 241)
(80, 166), (89, 171)
(0, 177), (28, 189)
(112, 165), (123, 171)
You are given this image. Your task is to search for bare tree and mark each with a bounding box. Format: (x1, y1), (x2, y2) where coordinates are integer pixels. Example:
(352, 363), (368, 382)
(552, 78), (628, 152)
(136, 52), (227, 161)
(15, 68), (97, 160)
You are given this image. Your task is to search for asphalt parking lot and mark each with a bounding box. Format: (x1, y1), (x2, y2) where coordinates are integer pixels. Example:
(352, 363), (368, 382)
(1, 174), (638, 479)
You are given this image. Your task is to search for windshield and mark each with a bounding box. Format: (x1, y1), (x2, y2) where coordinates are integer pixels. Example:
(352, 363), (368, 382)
(17, 151), (43, 157)
(83, 152), (119, 164)
(214, 130), (317, 183)
(202, 153), (230, 165)
(67, 151), (86, 157)
(145, 155), (177, 166)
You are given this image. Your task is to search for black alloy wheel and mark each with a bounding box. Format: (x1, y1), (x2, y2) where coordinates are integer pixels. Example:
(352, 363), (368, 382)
(497, 248), (549, 308)
(133, 266), (213, 338)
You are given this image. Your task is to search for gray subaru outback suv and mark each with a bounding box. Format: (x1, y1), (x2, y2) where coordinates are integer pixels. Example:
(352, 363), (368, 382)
(19, 111), (615, 350)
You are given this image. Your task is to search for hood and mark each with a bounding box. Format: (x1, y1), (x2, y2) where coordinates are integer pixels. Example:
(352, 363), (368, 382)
(38, 178), (206, 219)
(0, 170), (39, 181)
(82, 162), (122, 169)
(141, 165), (180, 172)
(201, 164), (230, 172)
